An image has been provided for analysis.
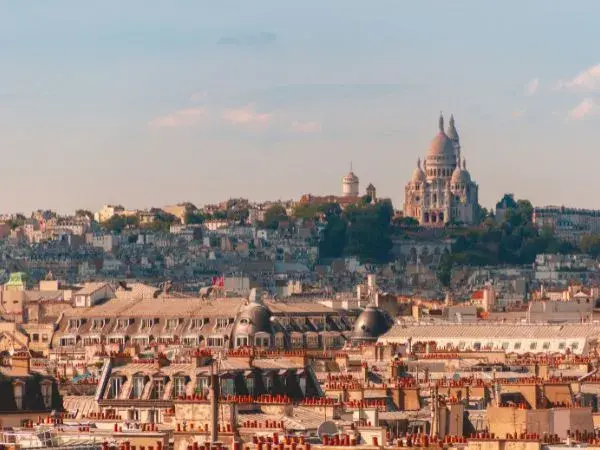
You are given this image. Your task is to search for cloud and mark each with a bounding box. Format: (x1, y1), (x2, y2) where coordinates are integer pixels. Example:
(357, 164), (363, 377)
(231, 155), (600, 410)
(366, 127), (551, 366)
(524, 78), (539, 96)
(149, 107), (206, 128)
(557, 64), (600, 92)
(222, 105), (272, 126)
(512, 108), (526, 118)
(291, 121), (321, 133)
(217, 32), (276, 47)
(190, 92), (206, 102)
(566, 98), (597, 120)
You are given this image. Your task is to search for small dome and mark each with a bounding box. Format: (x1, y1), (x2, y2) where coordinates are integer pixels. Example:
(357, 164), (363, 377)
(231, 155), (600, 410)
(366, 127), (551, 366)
(411, 167), (426, 183)
(451, 166), (471, 185)
(351, 305), (393, 342)
(230, 296), (274, 346)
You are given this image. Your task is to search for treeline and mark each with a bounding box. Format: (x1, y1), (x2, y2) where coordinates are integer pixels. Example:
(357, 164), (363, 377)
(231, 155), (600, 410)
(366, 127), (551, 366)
(294, 199), (394, 264)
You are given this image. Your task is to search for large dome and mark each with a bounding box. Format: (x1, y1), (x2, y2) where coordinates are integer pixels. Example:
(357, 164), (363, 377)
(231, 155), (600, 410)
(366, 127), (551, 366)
(351, 305), (393, 342)
(427, 132), (456, 160)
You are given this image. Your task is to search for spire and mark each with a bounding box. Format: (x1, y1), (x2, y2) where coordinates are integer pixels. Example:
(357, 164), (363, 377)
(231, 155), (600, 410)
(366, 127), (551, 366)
(417, 157), (421, 169)
(462, 158), (467, 170)
(438, 112), (444, 132)
(350, 161), (353, 172)
(449, 114), (455, 127)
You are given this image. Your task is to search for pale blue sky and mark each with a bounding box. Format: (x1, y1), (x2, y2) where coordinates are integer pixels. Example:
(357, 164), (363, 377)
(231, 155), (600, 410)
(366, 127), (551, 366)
(1, 0), (599, 213)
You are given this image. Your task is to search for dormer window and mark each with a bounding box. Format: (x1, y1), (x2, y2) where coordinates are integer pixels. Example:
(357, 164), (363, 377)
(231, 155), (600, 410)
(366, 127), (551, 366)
(140, 319), (154, 330)
(40, 381), (52, 408)
(13, 381), (25, 410)
(189, 318), (204, 329)
(91, 319), (106, 330)
(68, 319), (82, 330)
(165, 318), (179, 331)
(216, 318), (229, 328)
(116, 318), (130, 330)
(108, 376), (124, 399)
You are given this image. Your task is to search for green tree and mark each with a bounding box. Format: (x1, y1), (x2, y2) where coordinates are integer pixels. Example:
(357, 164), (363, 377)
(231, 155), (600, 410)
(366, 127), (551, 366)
(263, 205), (288, 230)
(436, 252), (453, 287)
(102, 215), (139, 234)
(75, 209), (94, 220)
(185, 211), (206, 225)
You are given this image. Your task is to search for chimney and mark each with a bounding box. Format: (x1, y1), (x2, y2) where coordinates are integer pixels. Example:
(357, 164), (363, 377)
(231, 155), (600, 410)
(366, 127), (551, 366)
(11, 351), (31, 376)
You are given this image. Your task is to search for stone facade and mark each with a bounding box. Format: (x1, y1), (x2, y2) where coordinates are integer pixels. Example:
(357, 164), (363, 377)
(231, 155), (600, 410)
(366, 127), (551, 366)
(404, 114), (479, 226)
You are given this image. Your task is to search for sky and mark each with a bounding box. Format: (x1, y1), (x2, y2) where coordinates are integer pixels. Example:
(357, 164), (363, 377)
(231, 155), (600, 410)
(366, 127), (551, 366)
(1, 1), (600, 214)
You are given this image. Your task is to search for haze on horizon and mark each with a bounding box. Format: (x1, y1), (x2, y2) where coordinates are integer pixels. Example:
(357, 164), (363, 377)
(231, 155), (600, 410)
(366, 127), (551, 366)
(1, 0), (599, 214)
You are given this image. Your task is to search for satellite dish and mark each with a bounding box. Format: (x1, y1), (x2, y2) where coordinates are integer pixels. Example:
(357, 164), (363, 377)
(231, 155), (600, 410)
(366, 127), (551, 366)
(317, 421), (338, 439)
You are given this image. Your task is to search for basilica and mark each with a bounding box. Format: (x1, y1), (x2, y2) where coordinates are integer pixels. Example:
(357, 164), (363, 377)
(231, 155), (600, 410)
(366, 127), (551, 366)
(404, 114), (479, 226)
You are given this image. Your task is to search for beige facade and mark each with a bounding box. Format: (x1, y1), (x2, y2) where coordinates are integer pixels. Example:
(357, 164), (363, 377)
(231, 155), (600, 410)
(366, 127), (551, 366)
(404, 114), (479, 226)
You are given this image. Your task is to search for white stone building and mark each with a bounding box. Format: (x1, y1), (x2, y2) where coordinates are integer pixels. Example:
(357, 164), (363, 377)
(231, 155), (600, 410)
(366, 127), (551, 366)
(404, 114), (479, 226)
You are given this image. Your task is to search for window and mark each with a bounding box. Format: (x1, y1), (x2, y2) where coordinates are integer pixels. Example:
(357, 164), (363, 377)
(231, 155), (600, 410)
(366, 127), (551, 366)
(263, 374), (273, 392)
(216, 318), (229, 328)
(140, 319), (154, 330)
(458, 341), (466, 350)
(254, 336), (270, 348)
(108, 377), (123, 399)
(514, 343), (521, 350)
(117, 319), (130, 330)
(299, 377), (307, 395)
(91, 319), (106, 330)
(473, 342), (481, 350)
(236, 336), (249, 347)
(68, 319), (82, 330)
(41, 334), (48, 343)
(174, 377), (187, 398)
(542, 342), (550, 350)
(246, 377), (255, 395)
(571, 342), (579, 350)
(220, 378), (235, 396)
(132, 377), (145, 399)
(41, 382), (52, 408)
(196, 377), (209, 393)
(530, 342), (537, 350)
(558, 342), (566, 350)
(190, 318), (204, 329)
(13, 382), (25, 410)
(165, 319), (179, 330)
(501, 342), (509, 350)
(183, 336), (197, 347)
(32, 334), (39, 342)
(128, 410), (140, 421)
(150, 379), (165, 400)
(307, 335), (319, 348)
(207, 337), (224, 347)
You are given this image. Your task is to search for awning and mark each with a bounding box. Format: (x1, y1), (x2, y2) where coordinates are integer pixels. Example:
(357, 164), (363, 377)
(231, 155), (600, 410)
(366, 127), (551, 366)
(278, 369), (290, 375)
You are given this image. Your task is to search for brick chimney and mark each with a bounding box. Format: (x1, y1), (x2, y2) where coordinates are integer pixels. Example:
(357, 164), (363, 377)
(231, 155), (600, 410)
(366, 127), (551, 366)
(11, 350), (31, 376)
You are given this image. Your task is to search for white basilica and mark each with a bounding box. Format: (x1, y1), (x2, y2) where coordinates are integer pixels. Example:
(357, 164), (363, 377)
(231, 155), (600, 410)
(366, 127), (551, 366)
(404, 114), (479, 226)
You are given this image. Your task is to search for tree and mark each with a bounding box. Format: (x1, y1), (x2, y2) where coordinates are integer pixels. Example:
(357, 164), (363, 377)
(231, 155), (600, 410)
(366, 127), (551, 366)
(436, 252), (453, 287)
(263, 205), (288, 230)
(102, 215), (139, 234)
(580, 234), (600, 257)
(185, 211), (206, 225)
(394, 216), (420, 228)
(75, 209), (94, 220)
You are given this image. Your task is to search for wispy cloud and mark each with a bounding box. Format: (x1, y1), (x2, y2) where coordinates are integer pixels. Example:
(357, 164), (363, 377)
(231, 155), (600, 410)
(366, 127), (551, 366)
(190, 92), (206, 102)
(566, 98), (597, 121)
(222, 105), (272, 126)
(524, 78), (539, 96)
(291, 121), (321, 133)
(512, 108), (526, 118)
(557, 64), (600, 92)
(149, 107), (206, 128)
